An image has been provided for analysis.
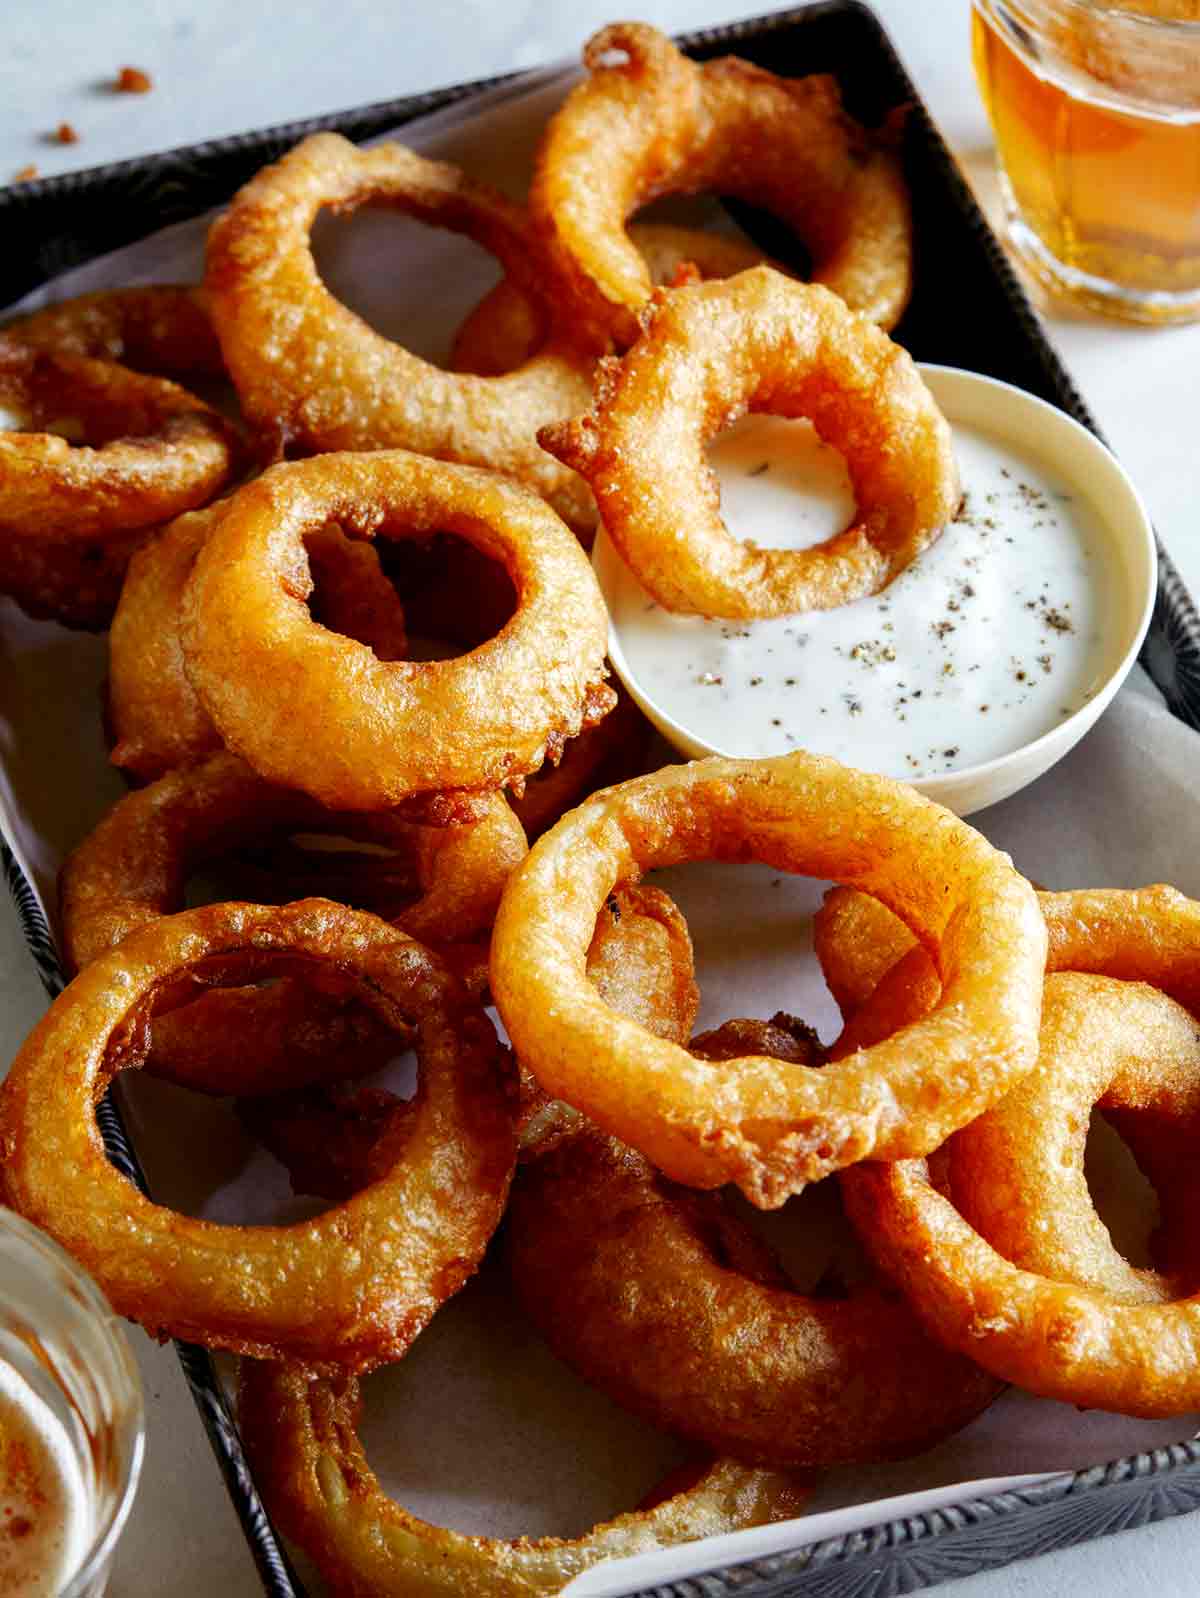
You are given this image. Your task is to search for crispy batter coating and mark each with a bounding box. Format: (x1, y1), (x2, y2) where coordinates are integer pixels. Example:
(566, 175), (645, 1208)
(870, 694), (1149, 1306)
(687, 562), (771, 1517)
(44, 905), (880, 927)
(60, 751), (526, 1094)
(0, 337), (239, 627)
(836, 883), (1200, 1414)
(451, 220), (779, 377)
(530, 23), (911, 348)
(180, 451), (612, 811)
(542, 272), (959, 618)
(951, 973), (1200, 1305)
(510, 1120), (1001, 1468)
(108, 509), (408, 784)
(4, 285), (223, 379)
(0, 899), (518, 1366)
(204, 132), (596, 531)
(0, 338), (237, 537)
(237, 1360), (812, 1597)
(492, 752), (1045, 1207)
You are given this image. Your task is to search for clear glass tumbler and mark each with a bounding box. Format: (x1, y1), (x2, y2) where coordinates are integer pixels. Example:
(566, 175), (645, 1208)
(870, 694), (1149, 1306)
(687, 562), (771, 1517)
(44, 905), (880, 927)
(0, 1208), (144, 1595)
(972, 0), (1200, 322)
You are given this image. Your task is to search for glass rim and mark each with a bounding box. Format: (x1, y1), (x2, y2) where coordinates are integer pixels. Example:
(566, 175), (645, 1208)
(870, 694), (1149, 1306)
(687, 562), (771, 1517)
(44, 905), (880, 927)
(977, 0), (1200, 36)
(0, 1208), (145, 1597)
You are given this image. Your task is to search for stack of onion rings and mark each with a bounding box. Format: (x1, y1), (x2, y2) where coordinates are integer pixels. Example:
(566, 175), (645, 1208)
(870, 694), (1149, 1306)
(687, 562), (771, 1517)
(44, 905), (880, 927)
(451, 220), (781, 377)
(530, 23), (912, 348)
(204, 132), (597, 532)
(235, 877), (811, 1593)
(0, 898), (518, 1366)
(107, 509), (409, 783)
(825, 882), (1200, 1414)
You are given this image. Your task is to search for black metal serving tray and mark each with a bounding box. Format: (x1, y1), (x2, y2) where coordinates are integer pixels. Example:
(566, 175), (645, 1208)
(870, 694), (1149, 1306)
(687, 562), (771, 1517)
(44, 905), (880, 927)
(4, 4), (1200, 1595)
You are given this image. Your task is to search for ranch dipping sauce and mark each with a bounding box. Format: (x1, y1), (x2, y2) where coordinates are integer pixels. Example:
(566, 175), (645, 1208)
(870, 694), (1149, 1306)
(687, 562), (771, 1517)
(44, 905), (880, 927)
(603, 411), (1117, 779)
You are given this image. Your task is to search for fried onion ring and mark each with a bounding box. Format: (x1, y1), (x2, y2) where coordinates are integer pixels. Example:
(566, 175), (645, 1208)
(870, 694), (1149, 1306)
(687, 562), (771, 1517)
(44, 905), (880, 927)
(491, 752), (1045, 1207)
(541, 271), (959, 618)
(0, 337), (239, 627)
(0, 525), (152, 632)
(204, 132), (596, 532)
(252, 880), (696, 1188)
(530, 23), (911, 348)
(4, 285), (224, 379)
(814, 882), (927, 1020)
(0, 337), (237, 536)
(60, 751), (526, 1094)
(510, 1117), (1001, 1467)
(0, 898), (517, 1366)
(949, 973), (1200, 1306)
(107, 509), (408, 783)
(180, 451), (612, 810)
(450, 221), (777, 378)
(834, 884), (1200, 1413)
(237, 1359), (812, 1597)
(816, 883), (1200, 1025)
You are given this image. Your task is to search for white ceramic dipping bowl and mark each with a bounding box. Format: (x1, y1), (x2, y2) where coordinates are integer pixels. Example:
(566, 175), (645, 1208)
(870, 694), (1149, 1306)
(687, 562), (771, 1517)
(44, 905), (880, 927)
(594, 364), (1157, 818)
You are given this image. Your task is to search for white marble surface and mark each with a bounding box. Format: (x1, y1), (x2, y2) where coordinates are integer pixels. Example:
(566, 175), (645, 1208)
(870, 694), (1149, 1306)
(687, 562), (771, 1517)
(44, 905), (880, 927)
(2, 1), (1199, 1594)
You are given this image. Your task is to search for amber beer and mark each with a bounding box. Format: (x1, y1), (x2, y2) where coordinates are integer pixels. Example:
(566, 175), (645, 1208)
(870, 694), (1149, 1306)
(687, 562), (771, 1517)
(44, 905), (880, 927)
(972, 0), (1200, 322)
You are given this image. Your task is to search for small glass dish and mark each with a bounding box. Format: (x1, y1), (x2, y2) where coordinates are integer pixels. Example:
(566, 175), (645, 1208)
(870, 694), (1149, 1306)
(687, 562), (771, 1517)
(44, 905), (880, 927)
(0, 1207), (144, 1596)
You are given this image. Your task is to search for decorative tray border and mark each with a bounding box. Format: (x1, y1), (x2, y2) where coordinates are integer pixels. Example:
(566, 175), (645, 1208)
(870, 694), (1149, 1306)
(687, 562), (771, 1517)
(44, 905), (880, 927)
(3, 5), (1199, 1594)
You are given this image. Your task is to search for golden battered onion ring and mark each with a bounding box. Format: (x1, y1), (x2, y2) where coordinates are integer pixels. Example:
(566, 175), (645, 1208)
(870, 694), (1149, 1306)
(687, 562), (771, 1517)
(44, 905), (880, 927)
(237, 1359), (812, 1598)
(0, 337), (237, 537)
(814, 882), (927, 1021)
(510, 1120), (1001, 1468)
(491, 752), (1045, 1207)
(816, 883), (1200, 1025)
(510, 681), (651, 841)
(107, 509), (408, 784)
(0, 898), (517, 1366)
(4, 285), (224, 379)
(60, 751), (525, 969)
(842, 1157), (1200, 1415)
(106, 508), (225, 780)
(180, 451), (612, 811)
(59, 751), (527, 1094)
(949, 973), (1200, 1306)
(530, 23), (911, 348)
(204, 132), (596, 532)
(833, 884), (1200, 1413)
(451, 221), (777, 378)
(0, 526), (151, 632)
(541, 271), (959, 619)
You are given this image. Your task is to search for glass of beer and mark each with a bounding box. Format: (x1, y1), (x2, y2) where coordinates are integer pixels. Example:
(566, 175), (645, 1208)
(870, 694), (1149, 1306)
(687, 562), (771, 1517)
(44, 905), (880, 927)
(972, 0), (1200, 322)
(0, 1209), (144, 1596)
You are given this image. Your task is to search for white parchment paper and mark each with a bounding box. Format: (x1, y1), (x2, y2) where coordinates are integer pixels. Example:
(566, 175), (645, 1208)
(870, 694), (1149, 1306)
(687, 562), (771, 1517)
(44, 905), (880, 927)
(2, 63), (1197, 1598)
